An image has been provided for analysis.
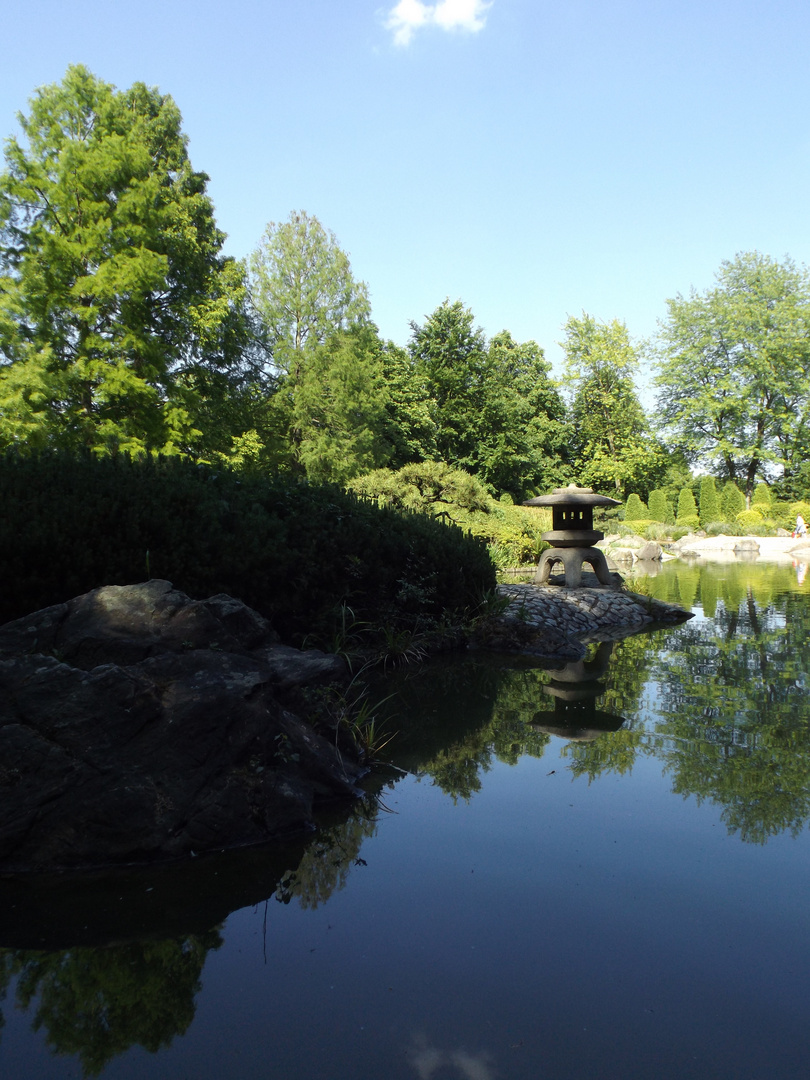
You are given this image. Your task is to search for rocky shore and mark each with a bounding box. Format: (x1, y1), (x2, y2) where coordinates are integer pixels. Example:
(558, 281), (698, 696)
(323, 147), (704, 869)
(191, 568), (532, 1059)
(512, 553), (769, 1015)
(470, 578), (692, 660)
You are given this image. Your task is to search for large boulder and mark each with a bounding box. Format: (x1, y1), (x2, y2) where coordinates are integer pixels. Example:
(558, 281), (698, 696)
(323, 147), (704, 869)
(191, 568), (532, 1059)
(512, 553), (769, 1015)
(0, 581), (363, 872)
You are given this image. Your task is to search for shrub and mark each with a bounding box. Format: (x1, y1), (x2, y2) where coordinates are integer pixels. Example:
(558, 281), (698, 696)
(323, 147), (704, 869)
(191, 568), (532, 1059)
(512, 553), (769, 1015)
(721, 481), (746, 520)
(0, 452), (496, 640)
(615, 520), (655, 537)
(677, 487), (698, 523)
(350, 461), (549, 569)
(699, 476), (721, 528)
(644, 522), (672, 541)
(706, 521), (739, 536)
(625, 493), (648, 521)
(648, 489), (673, 524)
(752, 482), (772, 508)
(736, 508), (765, 530)
(677, 514), (701, 531)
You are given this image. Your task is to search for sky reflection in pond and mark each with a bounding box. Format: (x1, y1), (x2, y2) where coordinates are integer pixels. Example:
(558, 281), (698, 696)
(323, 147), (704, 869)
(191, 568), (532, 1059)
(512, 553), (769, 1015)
(2, 560), (810, 1079)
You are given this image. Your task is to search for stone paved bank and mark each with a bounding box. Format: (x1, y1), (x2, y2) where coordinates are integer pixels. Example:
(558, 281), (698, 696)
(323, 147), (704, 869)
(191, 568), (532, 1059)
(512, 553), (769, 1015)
(484, 582), (692, 659)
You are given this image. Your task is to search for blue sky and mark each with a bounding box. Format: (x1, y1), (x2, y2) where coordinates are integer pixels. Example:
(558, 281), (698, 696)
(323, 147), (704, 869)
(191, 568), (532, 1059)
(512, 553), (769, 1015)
(2, 0), (809, 388)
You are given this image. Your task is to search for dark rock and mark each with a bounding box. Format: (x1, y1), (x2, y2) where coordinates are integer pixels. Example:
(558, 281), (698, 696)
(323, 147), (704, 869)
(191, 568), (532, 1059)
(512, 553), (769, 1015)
(0, 581), (361, 872)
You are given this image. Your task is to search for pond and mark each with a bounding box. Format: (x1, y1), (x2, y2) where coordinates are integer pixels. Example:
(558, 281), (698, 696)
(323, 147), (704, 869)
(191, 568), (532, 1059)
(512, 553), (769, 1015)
(2, 558), (810, 1079)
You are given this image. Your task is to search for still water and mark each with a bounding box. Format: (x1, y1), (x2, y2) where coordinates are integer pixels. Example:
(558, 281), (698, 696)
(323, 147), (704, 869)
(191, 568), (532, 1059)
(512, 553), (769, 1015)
(2, 559), (810, 1079)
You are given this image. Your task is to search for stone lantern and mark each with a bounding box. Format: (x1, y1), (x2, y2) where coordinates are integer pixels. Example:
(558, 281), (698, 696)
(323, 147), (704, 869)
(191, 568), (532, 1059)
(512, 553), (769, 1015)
(523, 483), (620, 588)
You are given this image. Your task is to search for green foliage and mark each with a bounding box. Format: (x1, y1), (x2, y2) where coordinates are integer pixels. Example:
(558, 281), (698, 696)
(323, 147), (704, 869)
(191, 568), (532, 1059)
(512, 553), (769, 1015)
(647, 489), (673, 523)
(3, 932), (221, 1076)
(698, 475), (721, 527)
(706, 521), (740, 536)
(561, 313), (667, 498)
(408, 302), (570, 499)
(752, 482), (772, 508)
(348, 461), (550, 568)
(721, 480), (746, 520)
(249, 210), (370, 374)
(644, 522), (672, 541)
(290, 326), (392, 484)
(624, 493), (648, 521)
(676, 487), (698, 523)
(656, 252), (810, 494)
(736, 508), (765, 530)
(0, 452), (495, 638)
(0, 65), (254, 458)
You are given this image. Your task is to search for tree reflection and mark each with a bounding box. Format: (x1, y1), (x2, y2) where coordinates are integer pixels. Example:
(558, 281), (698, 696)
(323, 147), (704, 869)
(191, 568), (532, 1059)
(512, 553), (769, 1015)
(651, 582), (810, 843)
(0, 796), (388, 1072)
(275, 797), (380, 908)
(395, 561), (810, 844)
(0, 931), (221, 1076)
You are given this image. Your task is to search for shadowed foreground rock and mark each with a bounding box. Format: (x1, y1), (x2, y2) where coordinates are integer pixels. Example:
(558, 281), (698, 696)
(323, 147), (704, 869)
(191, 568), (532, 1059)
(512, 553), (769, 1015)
(0, 580), (363, 873)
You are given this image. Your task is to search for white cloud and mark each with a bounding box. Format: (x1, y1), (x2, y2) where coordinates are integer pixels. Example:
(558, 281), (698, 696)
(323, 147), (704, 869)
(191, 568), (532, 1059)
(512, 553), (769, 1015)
(385, 0), (492, 47)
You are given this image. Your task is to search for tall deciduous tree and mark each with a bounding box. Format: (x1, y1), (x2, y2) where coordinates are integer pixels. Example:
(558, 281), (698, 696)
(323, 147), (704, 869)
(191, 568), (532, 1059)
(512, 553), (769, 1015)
(561, 313), (665, 498)
(656, 252), (810, 496)
(409, 300), (569, 498)
(290, 325), (391, 484)
(0, 65), (252, 456)
(249, 210), (370, 379)
(249, 211), (376, 476)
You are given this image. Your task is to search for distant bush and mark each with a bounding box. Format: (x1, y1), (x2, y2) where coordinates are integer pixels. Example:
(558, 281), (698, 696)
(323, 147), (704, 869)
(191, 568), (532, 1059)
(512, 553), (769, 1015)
(677, 487), (698, 524)
(647, 489), (673, 524)
(614, 520), (654, 538)
(0, 452), (496, 640)
(625, 494), (647, 521)
(349, 461), (550, 569)
(699, 476), (721, 528)
(721, 481), (746, 520)
(706, 521), (740, 536)
(644, 522), (672, 541)
(736, 508), (766, 530)
(752, 482), (772, 508)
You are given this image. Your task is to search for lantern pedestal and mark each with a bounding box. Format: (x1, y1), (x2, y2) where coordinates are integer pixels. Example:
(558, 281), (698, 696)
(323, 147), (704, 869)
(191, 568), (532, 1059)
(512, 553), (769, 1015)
(533, 545), (615, 588)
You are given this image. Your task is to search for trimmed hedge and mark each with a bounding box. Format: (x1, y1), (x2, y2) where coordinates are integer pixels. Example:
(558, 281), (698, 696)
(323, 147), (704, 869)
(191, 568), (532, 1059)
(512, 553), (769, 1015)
(0, 452), (496, 641)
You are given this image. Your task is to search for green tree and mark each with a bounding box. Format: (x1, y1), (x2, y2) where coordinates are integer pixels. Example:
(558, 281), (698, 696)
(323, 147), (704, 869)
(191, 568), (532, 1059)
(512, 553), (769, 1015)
(0, 66), (253, 456)
(377, 340), (438, 467)
(409, 301), (569, 498)
(648, 488), (672, 523)
(249, 210), (370, 380)
(625, 493), (647, 521)
(561, 313), (666, 498)
(656, 252), (810, 496)
(290, 325), (391, 484)
(699, 475), (721, 528)
(249, 211), (376, 474)
(482, 330), (570, 498)
(721, 480), (746, 520)
(752, 482), (772, 509)
(677, 486), (698, 523)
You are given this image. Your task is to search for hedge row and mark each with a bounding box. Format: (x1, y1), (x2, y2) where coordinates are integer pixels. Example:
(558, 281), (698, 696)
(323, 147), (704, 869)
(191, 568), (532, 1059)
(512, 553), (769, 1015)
(0, 452), (496, 642)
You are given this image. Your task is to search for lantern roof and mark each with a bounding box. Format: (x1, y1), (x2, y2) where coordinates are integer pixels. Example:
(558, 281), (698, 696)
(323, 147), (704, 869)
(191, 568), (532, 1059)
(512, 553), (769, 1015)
(523, 483), (621, 509)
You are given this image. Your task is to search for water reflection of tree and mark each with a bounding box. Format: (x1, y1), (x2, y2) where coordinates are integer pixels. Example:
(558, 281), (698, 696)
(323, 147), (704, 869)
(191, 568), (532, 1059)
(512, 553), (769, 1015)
(652, 585), (810, 843)
(0, 799), (387, 1072)
(276, 798), (380, 908)
(0, 931), (221, 1076)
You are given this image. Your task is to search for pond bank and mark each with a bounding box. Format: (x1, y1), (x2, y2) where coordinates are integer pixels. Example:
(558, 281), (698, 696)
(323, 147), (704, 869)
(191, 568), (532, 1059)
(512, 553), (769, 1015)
(474, 581), (692, 660)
